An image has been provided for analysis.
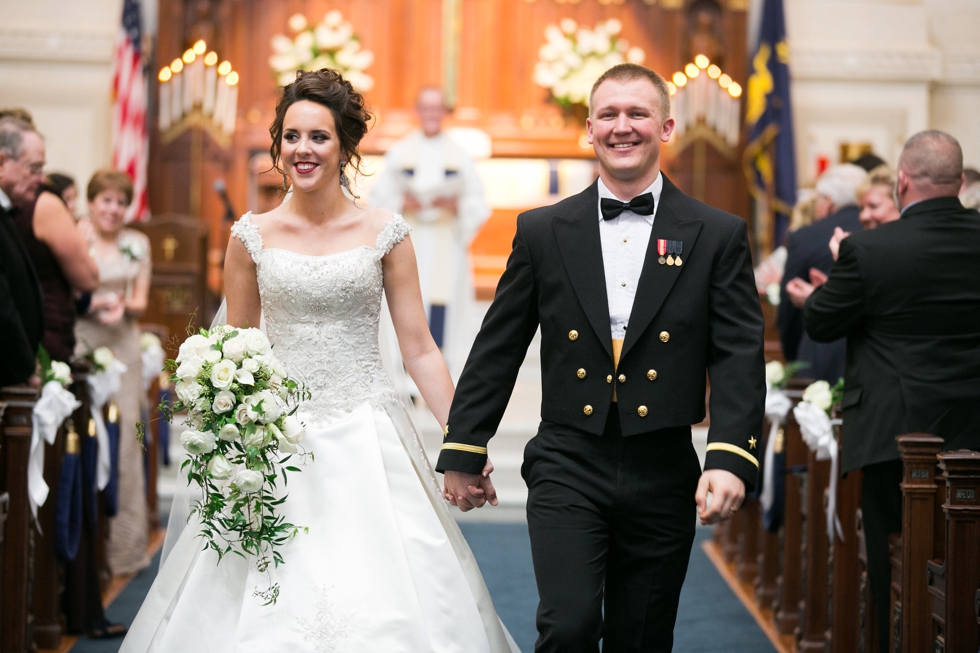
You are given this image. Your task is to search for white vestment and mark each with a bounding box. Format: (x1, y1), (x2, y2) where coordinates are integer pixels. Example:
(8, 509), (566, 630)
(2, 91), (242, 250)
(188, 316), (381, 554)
(371, 130), (490, 381)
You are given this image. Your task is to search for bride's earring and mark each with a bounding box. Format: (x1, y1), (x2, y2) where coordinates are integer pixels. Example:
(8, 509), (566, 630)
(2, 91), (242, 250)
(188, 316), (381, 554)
(339, 161), (350, 190)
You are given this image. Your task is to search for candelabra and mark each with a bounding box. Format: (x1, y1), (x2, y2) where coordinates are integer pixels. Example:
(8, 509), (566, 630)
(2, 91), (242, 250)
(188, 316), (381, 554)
(667, 54), (743, 150)
(156, 39), (239, 145)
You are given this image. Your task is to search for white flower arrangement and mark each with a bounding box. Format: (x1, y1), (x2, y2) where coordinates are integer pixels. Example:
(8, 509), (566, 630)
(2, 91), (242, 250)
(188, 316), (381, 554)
(160, 325), (311, 605)
(118, 236), (145, 261)
(37, 346), (72, 387)
(85, 346), (117, 374)
(269, 10), (375, 92)
(533, 18), (646, 110)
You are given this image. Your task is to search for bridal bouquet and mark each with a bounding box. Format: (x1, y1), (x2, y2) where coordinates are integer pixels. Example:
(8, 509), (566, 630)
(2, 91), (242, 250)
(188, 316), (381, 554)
(534, 18), (646, 111)
(165, 325), (310, 604)
(269, 10), (375, 91)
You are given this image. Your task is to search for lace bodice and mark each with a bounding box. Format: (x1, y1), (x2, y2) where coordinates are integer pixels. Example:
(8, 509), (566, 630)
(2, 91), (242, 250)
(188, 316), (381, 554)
(231, 213), (410, 423)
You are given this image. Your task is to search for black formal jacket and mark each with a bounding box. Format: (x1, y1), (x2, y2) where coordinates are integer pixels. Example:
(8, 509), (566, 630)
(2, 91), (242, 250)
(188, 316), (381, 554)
(1, 204), (43, 386)
(803, 197), (980, 473)
(778, 205), (861, 370)
(436, 176), (766, 489)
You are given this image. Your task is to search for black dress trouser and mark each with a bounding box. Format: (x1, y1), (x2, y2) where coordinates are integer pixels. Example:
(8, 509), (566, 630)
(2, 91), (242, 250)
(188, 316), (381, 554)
(860, 459), (903, 653)
(522, 408), (701, 653)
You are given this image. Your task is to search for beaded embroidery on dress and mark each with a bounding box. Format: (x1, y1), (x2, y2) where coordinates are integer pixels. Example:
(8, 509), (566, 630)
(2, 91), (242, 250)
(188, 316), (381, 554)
(119, 213), (519, 653)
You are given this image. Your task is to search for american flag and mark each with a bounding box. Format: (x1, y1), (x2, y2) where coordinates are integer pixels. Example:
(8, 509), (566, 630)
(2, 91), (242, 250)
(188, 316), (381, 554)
(111, 0), (149, 221)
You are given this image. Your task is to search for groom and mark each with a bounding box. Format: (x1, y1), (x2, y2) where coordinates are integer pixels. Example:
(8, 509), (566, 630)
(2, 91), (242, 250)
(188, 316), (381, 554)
(437, 64), (765, 652)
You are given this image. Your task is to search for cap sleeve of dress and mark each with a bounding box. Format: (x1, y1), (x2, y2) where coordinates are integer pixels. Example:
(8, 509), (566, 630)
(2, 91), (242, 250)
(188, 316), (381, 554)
(230, 212), (263, 262)
(374, 214), (410, 259)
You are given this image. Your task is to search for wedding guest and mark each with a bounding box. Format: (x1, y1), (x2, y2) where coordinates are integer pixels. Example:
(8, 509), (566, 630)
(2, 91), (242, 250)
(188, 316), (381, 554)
(960, 166), (979, 194)
(961, 181), (980, 210)
(778, 163), (865, 379)
(0, 116), (45, 386)
(75, 169), (151, 575)
(803, 130), (980, 653)
(823, 165), (904, 263)
(15, 171), (99, 362)
(848, 151), (886, 172)
(45, 172), (80, 217)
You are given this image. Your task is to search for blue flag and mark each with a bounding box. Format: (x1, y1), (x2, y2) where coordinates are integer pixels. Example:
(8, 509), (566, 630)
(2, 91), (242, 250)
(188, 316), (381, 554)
(744, 0), (796, 251)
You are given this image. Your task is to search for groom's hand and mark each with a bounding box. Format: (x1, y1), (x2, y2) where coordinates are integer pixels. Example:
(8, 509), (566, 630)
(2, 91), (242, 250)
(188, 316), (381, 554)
(695, 469), (745, 525)
(444, 459), (498, 512)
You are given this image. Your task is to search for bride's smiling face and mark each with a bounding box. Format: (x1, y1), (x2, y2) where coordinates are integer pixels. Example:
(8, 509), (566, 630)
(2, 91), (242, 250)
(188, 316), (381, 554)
(281, 100), (344, 193)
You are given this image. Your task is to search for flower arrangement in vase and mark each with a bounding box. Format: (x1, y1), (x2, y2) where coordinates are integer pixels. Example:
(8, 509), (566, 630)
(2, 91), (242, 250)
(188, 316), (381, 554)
(270, 10), (375, 92)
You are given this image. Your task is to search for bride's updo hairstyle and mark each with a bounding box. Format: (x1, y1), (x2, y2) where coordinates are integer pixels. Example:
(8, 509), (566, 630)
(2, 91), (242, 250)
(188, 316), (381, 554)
(269, 68), (372, 192)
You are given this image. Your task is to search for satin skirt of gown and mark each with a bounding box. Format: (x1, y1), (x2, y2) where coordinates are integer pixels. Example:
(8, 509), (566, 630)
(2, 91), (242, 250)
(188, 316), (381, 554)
(120, 213), (519, 653)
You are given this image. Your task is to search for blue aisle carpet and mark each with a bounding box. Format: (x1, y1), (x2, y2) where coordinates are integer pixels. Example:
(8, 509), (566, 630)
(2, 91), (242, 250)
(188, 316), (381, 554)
(78, 524), (773, 652)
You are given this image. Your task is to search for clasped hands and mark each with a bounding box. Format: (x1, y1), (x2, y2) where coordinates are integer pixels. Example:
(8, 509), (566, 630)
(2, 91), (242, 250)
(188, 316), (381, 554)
(444, 459), (745, 523)
(443, 458), (498, 512)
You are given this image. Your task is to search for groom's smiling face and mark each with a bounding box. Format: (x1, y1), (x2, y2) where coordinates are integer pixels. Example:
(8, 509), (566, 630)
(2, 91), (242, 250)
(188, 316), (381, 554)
(587, 78), (674, 186)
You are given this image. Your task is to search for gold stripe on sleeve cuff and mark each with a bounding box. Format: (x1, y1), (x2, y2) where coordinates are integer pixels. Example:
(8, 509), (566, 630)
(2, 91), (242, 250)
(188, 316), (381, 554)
(705, 443), (759, 468)
(440, 443), (488, 455)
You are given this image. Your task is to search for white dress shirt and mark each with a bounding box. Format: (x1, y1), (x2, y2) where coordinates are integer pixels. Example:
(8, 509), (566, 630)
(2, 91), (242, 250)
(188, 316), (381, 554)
(0, 187), (12, 211)
(597, 173), (663, 340)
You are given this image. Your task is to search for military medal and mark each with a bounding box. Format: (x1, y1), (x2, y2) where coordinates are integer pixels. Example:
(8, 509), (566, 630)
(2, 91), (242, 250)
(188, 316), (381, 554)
(657, 239), (667, 265)
(674, 240), (683, 266)
(666, 241), (675, 266)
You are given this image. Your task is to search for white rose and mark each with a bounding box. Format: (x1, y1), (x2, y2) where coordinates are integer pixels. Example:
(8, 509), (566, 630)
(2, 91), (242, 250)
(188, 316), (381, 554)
(139, 332), (161, 351)
(765, 361), (786, 386)
(242, 425), (267, 449)
(212, 390), (236, 414)
(222, 336), (247, 363)
(802, 380), (834, 412)
(218, 423), (240, 441)
(208, 454), (233, 480)
(766, 282), (781, 307)
(283, 415), (306, 447)
(235, 403), (254, 425)
(50, 360), (72, 386)
(178, 334), (211, 362)
(93, 346), (115, 370)
(175, 356), (204, 381)
(175, 381), (204, 405)
(180, 429), (216, 455)
(243, 329), (271, 356)
(253, 390), (283, 423)
(210, 360), (237, 390)
(235, 469), (265, 494)
(267, 423), (296, 453)
(203, 349), (222, 364)
(241, 358), (260, 374)
(235, 368), (255, 386)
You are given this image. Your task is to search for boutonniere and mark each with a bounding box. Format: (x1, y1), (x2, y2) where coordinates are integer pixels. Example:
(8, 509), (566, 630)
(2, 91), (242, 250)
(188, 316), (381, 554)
(119, 238), (145, 261)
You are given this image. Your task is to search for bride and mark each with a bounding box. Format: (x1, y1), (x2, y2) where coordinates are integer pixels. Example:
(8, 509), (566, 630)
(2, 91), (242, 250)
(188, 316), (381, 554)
(121, 69), (519, 652)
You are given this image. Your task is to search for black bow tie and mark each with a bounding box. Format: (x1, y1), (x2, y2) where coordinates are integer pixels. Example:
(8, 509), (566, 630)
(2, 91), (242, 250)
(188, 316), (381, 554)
(600, 193), (655, 220)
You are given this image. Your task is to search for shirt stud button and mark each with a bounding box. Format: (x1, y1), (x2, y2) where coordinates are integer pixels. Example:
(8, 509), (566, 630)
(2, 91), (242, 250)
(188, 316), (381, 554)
(577, 368), (586, 379)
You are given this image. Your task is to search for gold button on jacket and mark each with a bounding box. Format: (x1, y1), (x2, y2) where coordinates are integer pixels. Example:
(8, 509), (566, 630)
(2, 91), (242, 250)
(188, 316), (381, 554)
(568, 330), (579, 341)
(659, 331), (670, 343)
(606, 374), (613, 383)
(637, 405), (649, 417)
(618, 373), (626, 384)
(583, 405), (593, 416)
(576, 368), (586, 379)
(647, 369), (658, 381)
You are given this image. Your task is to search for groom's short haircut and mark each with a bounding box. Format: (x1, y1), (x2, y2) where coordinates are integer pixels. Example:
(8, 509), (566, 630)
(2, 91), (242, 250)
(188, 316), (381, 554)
(589, 64), (671, 122)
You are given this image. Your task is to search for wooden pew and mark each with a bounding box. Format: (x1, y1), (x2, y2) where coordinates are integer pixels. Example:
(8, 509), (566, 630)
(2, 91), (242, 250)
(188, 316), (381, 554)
(0, 400), (6, 647)
(856, 507), (880, 653)
(31, 389), (67, 650)
(796, 424), (832, 652)
(889, 434), (944, 653)
(774, 383), (808, 636)
(826, 419), (864, 653)
(927, 449), (980, 653)
(0, 385), (39, 653)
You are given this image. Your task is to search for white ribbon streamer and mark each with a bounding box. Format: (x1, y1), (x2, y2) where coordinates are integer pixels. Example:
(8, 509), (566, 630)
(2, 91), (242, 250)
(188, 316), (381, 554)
(793, 401), (844, 542)
(87, 359), (128, 491)
(141, 343), (165, 394)
(760, 385), (792, 514)
(29, 381), (81, 524)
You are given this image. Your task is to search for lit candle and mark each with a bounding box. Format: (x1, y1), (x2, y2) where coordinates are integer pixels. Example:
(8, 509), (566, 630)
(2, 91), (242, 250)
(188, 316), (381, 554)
(182, 49), (195, 114)
(224, 71), (239, 135)
(215, 61), (230, 127)
(203, 51), (218, 116)
(158, 67), (172, 131)
(170, 58), (184, 120)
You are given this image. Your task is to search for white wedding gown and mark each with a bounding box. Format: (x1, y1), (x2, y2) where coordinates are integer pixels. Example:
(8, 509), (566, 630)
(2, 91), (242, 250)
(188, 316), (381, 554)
(121, 213), (519, 653)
